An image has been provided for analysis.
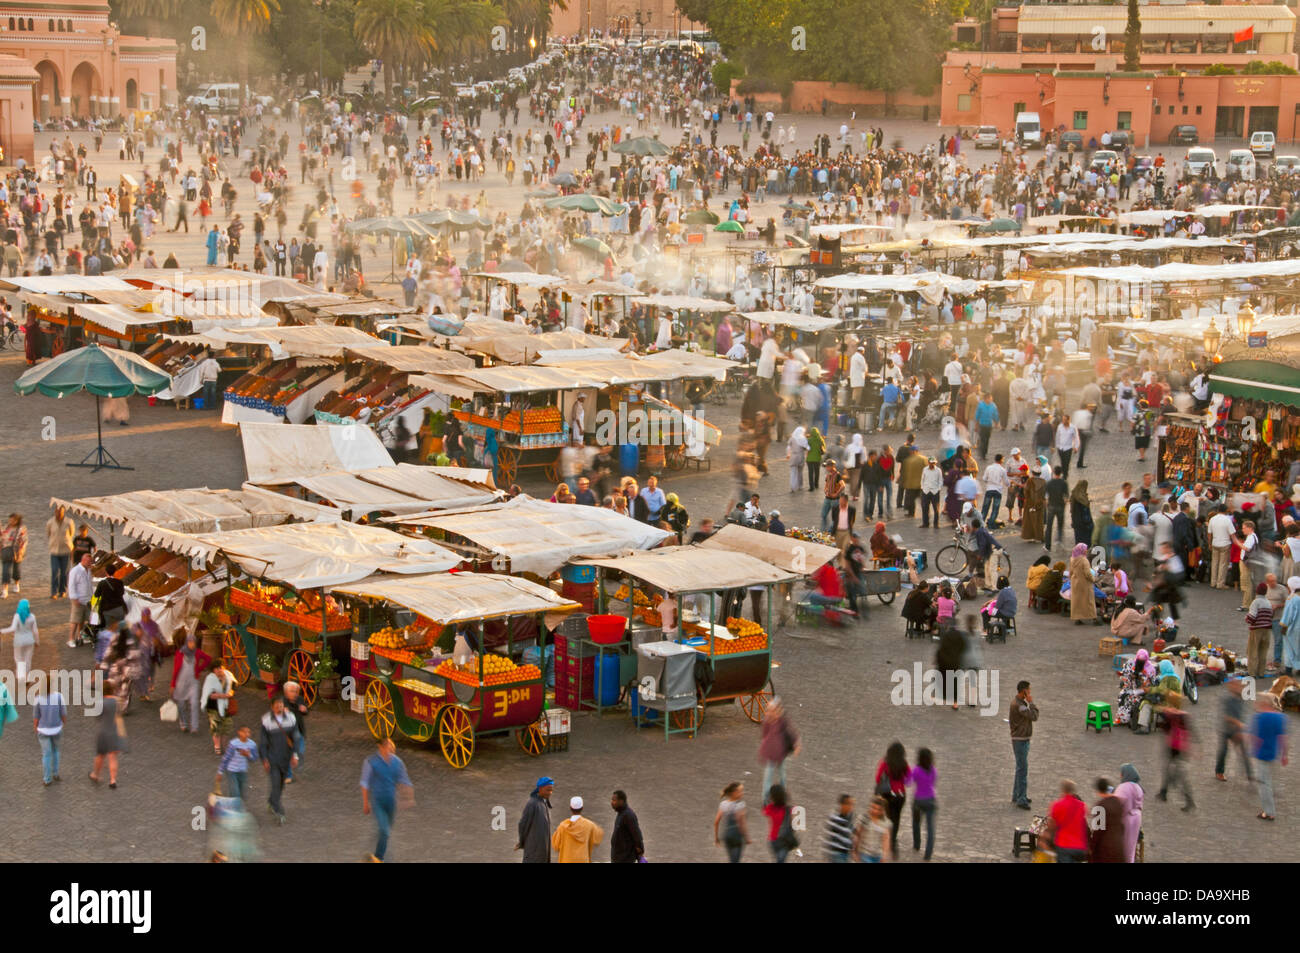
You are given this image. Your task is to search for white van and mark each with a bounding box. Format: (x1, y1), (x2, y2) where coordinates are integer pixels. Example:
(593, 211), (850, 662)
(1250, 130), (1276, 158)
(1014, 111), (1043, 148)
(1226, 149), (1256, 180)
(1183, 147), (1217, 180)
(186, 83), (242, 111)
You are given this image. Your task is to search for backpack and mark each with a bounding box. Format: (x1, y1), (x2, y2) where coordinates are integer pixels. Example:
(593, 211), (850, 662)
(775, 807), (799, 851)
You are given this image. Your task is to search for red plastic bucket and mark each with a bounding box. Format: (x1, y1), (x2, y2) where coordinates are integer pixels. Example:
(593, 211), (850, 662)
(586, 614), (627, 645)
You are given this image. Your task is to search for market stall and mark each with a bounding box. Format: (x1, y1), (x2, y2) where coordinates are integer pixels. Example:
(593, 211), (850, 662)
(336, 572), (578, 767)
(575, 546), (796, 738)
(1205, 358), (1300, 492)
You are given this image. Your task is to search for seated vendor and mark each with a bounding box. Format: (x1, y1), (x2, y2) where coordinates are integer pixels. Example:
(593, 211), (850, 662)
(1034, 562), (1067, 607)
(870, 521), (905, 565)
(901, 579), (936, 631)
(808, 560), (846, 627)
(981, 575), (1017, 630)
(843, 533), (869, 613)
(1109, 596), (1152, 646)
(1115, 648), (1156, 726)
(1026, 555), (1051, 594)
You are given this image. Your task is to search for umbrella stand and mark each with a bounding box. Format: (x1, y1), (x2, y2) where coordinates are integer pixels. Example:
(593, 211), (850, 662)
(68, 396), (131, 472)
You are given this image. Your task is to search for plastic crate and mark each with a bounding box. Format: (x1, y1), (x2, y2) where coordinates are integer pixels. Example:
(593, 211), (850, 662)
(545, 707), (571, 734)
(350, 640), (371, 661)
(546, 733), (570, 753)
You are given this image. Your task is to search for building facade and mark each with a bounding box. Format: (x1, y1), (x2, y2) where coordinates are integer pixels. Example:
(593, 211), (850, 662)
(941, 2), (1300, 144)
(550, 0), (703, 38)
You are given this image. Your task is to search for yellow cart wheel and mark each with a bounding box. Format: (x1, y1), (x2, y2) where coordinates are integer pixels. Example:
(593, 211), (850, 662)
(286, 649), (317, 708)
(363, 680), (395, 740)
(222, 629), (251, 685)
(516, 716), (548, 756)
(438, 705), (475, 768)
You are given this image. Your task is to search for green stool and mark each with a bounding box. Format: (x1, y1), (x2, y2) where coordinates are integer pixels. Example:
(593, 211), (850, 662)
(1085, 701), (1113, 733)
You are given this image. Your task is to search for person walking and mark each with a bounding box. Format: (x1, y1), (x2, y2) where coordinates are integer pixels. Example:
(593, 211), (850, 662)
(1070, 480), (1094, 547)
(217, 725), (259, 805)
(552, 795), (605, 863)
(762, 784), (798, 863)
(1251, 695), (1288, 821)
(1113, 763), (1144, 863)
(907, 747), (938, 861)
(1245, 582), (1274, 678)
(1043, 466), (1069, 550)
(1207, 505), (1235, 590)
(852, 796), (892, 863)
(516, 776), (554, 863)
(0, 512), (28, 599)
(1214, 677), (1254, 782)
(758, 696), (799, 803)
(1010, 679), (1038, 809)
(1156, 697), (1195, 812)
(282, 680), (309, 777)
(920, 456), (943, 528)
(1045, 779), (1089, 862)
(200, 658), (235, 755)
(361, 737), (414, 862)
(45, 505), (74, 598)
(609, 790), (644, 863)
(714, 780), (750, 863)
(823, 794), (855, 862)
(259, 695), (300, 824)
(170, 633), (211, 734)
(32, 673), (66, 786)
(874, 741), (909, 859)
(1090, 777), (1127, 862)
(88, 680), (122, 789)
(2, 598), (38, 680)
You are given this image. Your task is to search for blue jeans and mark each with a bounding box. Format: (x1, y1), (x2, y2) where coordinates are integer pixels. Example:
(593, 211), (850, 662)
(827, 850), (850, 863)
(1044, 506), (1065, 546)
(1012, 739), (1030, 805)
(202, 379), (220, 408)
(878, 403), (897, 430)
(862, 484), (883, 519)
(769, 842), (790, 863)
(373, 796), (396, 860)
(49, 554), (68, 597)
(1056, 846), (1087, 863)
(820, 496), (836, 532)
(1273, 618), (1284, 664)
(981, 491), (1002, 524)
(912, 797), (936, 859)
(39, 733), (61, 783)
(223, 770), (248, 803)
(761, 760), (787, 804)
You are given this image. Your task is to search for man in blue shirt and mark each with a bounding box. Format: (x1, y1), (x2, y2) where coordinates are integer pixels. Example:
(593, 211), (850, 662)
(1252, 697), (1288, 821)
(974, 392), (1000, 461)
(638, 475), (667, 523)
(878, 380), (900, 431)
(361, 737), (414, 862)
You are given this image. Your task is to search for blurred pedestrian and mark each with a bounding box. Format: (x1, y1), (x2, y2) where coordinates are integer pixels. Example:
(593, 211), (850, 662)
(259, 695), (299, 824)
(2, 598), (38, 680)
(88, 679), (122, 789)
(758, 696), (799, 803)
(823, 793), (855, 862)
(1214, 678), (1253, 782)
(909, 747), (937, 861)
(32, 673), (65, 786)
(1251, 695), (1288, 821)
(1113, 763), (1144, 863)
(852, 796), (891, 862)
(874, 741), (909, 859)
(217, 724), (258, 805)
(361, 737), (414, 862)
(714, 780), (749, 863)
(201, 658), (235, 755)
(1090, 778), (1126, 862)
(1045, 778), (1089, 862)
(0, 512), (27, 599)
(170, 632), (211, 734)
(762, 784), (797, 863)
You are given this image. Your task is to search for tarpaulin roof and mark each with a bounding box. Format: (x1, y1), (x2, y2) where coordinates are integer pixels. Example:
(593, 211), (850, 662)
(638, 294), (736, 313)
(119, 270), (339, 304)
(283, 471), (448, 515)
(1049, 259), (1300, 285)
(1209, 359), (1300, 408)
(173, 324), (388, 358)
(51, 487), (338, 532)
(699, 523), (840, 574)
(1101, 314), (1300, 345)
(315, 298), (416, 317)
(809, 223), (893, 239)
(387, 495), (671, 576)
(557, 279), (645, 298)
(331, 571), (578, 624)
(405, 372), (491, 400)
(638, 348), (737, 382)
(263, 465), (498, 517)
(741, 310), (841, 333)
(469, 271), (567, 289)
(1193, 204), (1285, 219)
(353, 464), (499, 507)
(814, 271), (979, 295)
(241, 422), (395, 484)
(578, 546), (796, 594)
(451, 328), (626, 365)
(450, 364), (604, 393)
(345, 345), (476, 373)
(193, 521), (462, 588)
(0, 275), (135, 294)
(1026, 237), (1240, 257)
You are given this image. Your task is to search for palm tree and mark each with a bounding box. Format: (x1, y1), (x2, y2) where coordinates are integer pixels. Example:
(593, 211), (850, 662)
(355, 0), (435, 99)
(209, 0), (281, 92)
(117, 0), (183, 36)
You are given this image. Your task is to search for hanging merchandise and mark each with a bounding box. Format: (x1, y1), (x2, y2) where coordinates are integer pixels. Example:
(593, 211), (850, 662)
(1262, 414), (1274, 446)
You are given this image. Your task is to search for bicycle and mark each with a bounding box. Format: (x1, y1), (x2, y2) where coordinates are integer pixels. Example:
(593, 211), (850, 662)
(935, 531), (1012, 579)
(0, 321), (22, 350)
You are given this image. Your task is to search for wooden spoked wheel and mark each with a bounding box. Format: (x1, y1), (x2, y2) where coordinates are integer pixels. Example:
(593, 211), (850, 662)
(496, 445), (519, 485)
(738, 680), (774, 724)
(669, 690), (706, 737)
(438, 705), (475, 768)
(404, 720), (435, 744)
(222, 630), (251, 685)
(363, 680), (395, 740)
(516, 716), (549, 756)
(286, 649), (317, 708)
(543, 460), (560, 484)
(665, 444), (687, 471)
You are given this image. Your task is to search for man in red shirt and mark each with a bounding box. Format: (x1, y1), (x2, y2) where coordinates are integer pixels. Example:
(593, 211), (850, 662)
(809, 560), (846, 627)
(1046, 779), (1090, 863)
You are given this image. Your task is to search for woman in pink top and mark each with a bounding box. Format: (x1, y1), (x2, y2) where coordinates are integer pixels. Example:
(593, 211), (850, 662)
(909, 747), (938, 860)
(936, 585), (956, 627)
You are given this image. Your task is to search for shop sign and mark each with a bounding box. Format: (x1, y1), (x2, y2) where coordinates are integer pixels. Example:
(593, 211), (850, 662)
(1248, 332), (1268, 348)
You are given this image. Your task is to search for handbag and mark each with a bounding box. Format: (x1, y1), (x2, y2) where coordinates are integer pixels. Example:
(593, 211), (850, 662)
(159, 699), (178, 723)
(0, 545), (12, 562)
(776, 809), (800, 851)
(874, 770), (893, 798)
(226, 692), (239, 716)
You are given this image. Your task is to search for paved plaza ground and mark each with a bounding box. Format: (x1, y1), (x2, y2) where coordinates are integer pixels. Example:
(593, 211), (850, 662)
(0, 89), (1288, 863)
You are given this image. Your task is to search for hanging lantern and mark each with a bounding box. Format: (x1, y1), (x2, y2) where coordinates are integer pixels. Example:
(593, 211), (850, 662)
(1202, 318), (1222, 357)
(1237, 303), (1256, 340)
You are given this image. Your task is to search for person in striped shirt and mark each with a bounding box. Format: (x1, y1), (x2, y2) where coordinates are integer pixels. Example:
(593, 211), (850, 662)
(823, 794), (855, 863)
(217, 726), (259, 805)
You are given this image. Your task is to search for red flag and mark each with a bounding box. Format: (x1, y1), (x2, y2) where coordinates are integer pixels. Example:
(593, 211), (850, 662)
(1234, 25), (1254, 43)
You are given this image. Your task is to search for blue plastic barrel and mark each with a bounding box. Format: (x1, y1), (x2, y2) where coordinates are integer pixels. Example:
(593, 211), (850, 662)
(594, 651), (621, 707)
(619, 443), (639, 477)
(629, 685), (660, 721)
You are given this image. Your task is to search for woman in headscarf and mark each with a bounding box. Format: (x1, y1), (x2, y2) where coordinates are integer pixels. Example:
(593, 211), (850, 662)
(1280, 575), (1300, 676)
(169, 632), (212, 735)
(870, 521), (905, 564)
(1155, 657), (1182, 697)
(1, 598), (38, 680)
(1020, 466), (1046, 542)
(137, 607), (163, 701)
(942, 459), (964, 525)
(1116, 648), (1157, 726)
(1026, 554), (1051, 593)
(844, 433), (865, 498)
(1070, 479), (1094, 547)
(1110, 595), (1150, 644)
(1069, 542), (1098, 624)
(22, 308), (39, 365)
(786, 426), (809, 493)
(1113, 764), (1145, 862)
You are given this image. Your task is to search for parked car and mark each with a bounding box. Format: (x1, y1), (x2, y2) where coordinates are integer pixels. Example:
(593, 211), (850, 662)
(974, 125), (999, 149)
(1133, 155), (1155, 175)
(1250, 130), (1276, 158)
(1183, 146), (1217, 179)
(1272, 154), (1300, 175)
(1058, 130), (1083, 150)
(1089, 149), (1119, 172)
(1168, 124), (1199, 145)
(1108, 130), (1131, 149)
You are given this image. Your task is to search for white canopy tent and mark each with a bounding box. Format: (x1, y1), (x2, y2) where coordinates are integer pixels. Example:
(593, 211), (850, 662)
(578, 546), (796, 594)
(331, 572), (579, 624)
(241, 422), (396, 484)
(740, 310), (841, 333)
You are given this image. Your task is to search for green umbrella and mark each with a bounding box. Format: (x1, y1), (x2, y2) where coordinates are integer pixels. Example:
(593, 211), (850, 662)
(683, 209), (720, 225)
(976, 218), (1021, 234)
(14, 343), (172, 471)
(572, 236), (614, 260)
(714, 220), (745, 233)
(544, 194), (628, 216)
(612, 136), (670, 157)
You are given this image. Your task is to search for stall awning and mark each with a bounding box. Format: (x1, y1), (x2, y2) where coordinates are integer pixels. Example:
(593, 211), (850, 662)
(1208, 360), (1300, 408)
(50, 487), (339, 532)
(637, 294), (736, 313)
(578, 546), (796, 594)
(331, 572), (579, 624)
(740, 310), (841, 333)
(345, 345), (476, 373)
(387, 494), (671, 576)
(699, 523), (840, 574)
(241, 422), (395, 484)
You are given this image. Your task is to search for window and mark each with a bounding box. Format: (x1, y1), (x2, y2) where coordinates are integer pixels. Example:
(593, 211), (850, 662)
(1118, 110), (1132, 130)
(957, 93), (972, 112)
(8, 18), (14, 30)
(1073, 110), (1088, 130)
(1183, 105), (1189, 115)
(1202, 35), (1229, 53)
(16, 19), (23, 30)
(1021, 36), (1048, 52)
(1196, 105), (1203, 115)
(47, 19), (52, 30)
(1169, 105), (1175, 115)
(1013, 101), (1026, 118)
(28, 19), (34, 30)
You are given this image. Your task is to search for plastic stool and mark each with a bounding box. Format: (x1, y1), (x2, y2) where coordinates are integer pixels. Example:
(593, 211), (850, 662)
(1085, 701), (1113, 733)
(193, 397), (205, 410)
(1013, 827), (1038, 858)
(985, 620), (1006, 643)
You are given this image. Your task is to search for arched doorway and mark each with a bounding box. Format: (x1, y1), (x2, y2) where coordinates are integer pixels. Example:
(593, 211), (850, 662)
(34, 60), (60, 122)
(126, 78), (137, 110)
(70, 61), (100, 117)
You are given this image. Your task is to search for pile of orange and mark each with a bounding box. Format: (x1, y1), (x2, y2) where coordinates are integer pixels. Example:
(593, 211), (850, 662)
(692, 633), (768, 655)
(726, 617), (764, 637)
(435, 657), (542, 687)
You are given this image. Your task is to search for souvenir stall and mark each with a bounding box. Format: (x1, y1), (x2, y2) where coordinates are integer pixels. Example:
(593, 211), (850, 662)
(1206, 358), (1300, 493)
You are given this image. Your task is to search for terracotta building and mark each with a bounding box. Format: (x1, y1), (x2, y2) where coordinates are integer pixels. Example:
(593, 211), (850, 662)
(550, 0), (703, 38)
(941, 2), (1300, 145)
